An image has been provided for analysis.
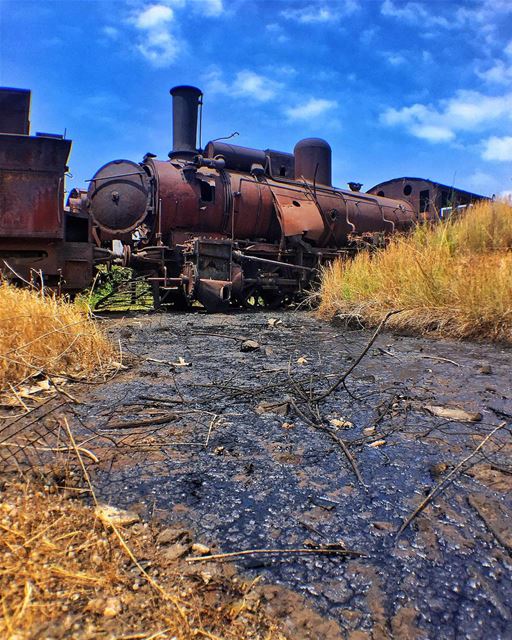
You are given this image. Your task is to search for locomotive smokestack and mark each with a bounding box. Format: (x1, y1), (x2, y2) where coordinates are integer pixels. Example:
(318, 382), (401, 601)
(169, 85), (202, 159)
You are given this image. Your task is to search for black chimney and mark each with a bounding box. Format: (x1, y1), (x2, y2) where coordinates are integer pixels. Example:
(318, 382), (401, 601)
(0, 87), (31, 135)
(169, 85), (202, 159)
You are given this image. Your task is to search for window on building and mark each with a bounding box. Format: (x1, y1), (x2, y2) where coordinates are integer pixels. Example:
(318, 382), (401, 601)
(420, 189), (430, 213)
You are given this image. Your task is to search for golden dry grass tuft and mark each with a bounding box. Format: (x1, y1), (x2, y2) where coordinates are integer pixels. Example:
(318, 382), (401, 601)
(0, 481), (286, 640)
(0, 282), (117, 390)
(318, 199), (512, 342)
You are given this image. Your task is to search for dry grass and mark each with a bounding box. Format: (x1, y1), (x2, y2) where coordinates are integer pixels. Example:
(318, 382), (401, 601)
(0, 481), (285, 640)
(0, 283), (117, 390)
(318, 199), (512, 342)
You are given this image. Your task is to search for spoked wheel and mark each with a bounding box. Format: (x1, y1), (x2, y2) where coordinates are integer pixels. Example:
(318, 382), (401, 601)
(237, 286), (265, 309)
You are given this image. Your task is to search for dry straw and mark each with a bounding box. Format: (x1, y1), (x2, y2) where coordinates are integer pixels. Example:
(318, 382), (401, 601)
(318, 199), (512, 342)
(0, 482), (285, 640)
(0, 282), (117, 390)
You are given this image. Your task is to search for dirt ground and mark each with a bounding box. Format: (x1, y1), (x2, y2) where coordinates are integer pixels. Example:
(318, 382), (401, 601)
(4, 308), (511, 639)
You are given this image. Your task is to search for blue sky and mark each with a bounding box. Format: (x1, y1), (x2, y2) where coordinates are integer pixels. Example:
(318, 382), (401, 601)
(1, 0), (512, 197)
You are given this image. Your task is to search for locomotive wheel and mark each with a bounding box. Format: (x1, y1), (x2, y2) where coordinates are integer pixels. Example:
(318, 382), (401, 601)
(239, 287), (265, 309)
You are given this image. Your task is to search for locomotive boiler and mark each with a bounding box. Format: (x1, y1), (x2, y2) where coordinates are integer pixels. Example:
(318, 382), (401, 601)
(87, 86), (417, 310)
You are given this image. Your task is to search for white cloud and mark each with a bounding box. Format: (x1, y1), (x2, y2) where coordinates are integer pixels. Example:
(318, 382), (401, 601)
(266, 22), (289, 43)
(129, 3), (179, 65)
(125, 0), (224, 67)
(477, 60), (512, 84)
(360, 28), (377, 46)
(281, 1), (360, 23)
(102, 26), (119, 40)
(482, 136), (512, 161)
(476, 41), (512, 85)
(466, 171), (496, 191)
(285, 98), (337, 121)
(381, 0), (452, 29)
(202, 0), (224, 17)
(135, 4), (174, 29)
(136, 30), (179, 66)
(413, 125), (455, 143)
(204, 68), (283, 103)
(234, 70), (281, 102)
(386, 52), (406, 66)
(381, 90), (512, 143)
(382, 0), (512, 33)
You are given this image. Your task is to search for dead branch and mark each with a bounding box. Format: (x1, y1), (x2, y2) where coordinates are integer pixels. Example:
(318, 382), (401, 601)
(103, 414), (177, 430)
(315, 309), (403, 402)
(397, 421), (507, 536)
(420, 354), (460, 367)
(290, 400), (367, 490)
(186, 546), (366, 563)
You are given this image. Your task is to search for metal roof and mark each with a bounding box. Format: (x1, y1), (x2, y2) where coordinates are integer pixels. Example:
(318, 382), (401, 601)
(367, 177), (488, 199)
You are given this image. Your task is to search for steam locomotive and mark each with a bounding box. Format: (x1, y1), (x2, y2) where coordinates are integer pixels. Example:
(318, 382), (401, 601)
(86, 86), (417, 310)
(0, 85), (417, 309)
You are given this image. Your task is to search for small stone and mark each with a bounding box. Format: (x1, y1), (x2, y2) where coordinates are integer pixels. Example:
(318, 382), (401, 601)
(103, 597), (122, 618)
(241, 339), (260, 352)
(162, 542), (190, 562)
(363, 426), (376, 436)
(157, 527), (191, 546)
(430, 462), (449, 478)
(372, 521), (395, 531)
(330, 418), (353, 429)
(192, 543), (210, 555)
(95, 504), (139, 527)
(424, 405), (482, 422)
(478, 364), (492, 375)
(255, 400), (289, 416)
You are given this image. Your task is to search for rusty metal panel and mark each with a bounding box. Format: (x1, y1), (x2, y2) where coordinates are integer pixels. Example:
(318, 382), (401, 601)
(271, 187), (325, 241)
(0, 88), (30, 134)
(0, 134), (71, 239)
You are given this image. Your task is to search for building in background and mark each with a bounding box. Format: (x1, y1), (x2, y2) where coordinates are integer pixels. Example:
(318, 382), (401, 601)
(367, 177), (489, 218)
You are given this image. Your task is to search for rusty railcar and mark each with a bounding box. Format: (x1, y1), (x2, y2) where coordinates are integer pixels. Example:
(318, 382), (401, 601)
(86, 85), (418, 310)
(0, 88), (97, 291)
(367, 177), (489, 219)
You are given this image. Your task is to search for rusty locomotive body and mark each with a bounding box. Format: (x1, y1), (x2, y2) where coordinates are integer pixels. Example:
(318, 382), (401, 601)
(86, 86), (417, 310)
(0, 88), (108, 292)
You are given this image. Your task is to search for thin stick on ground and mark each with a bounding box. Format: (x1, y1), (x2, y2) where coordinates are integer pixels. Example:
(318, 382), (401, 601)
(396, 421), (507, 536)
(291, 400), (367, 490)
(315, 309), (403, 401)
(187, 547), (366, 563)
